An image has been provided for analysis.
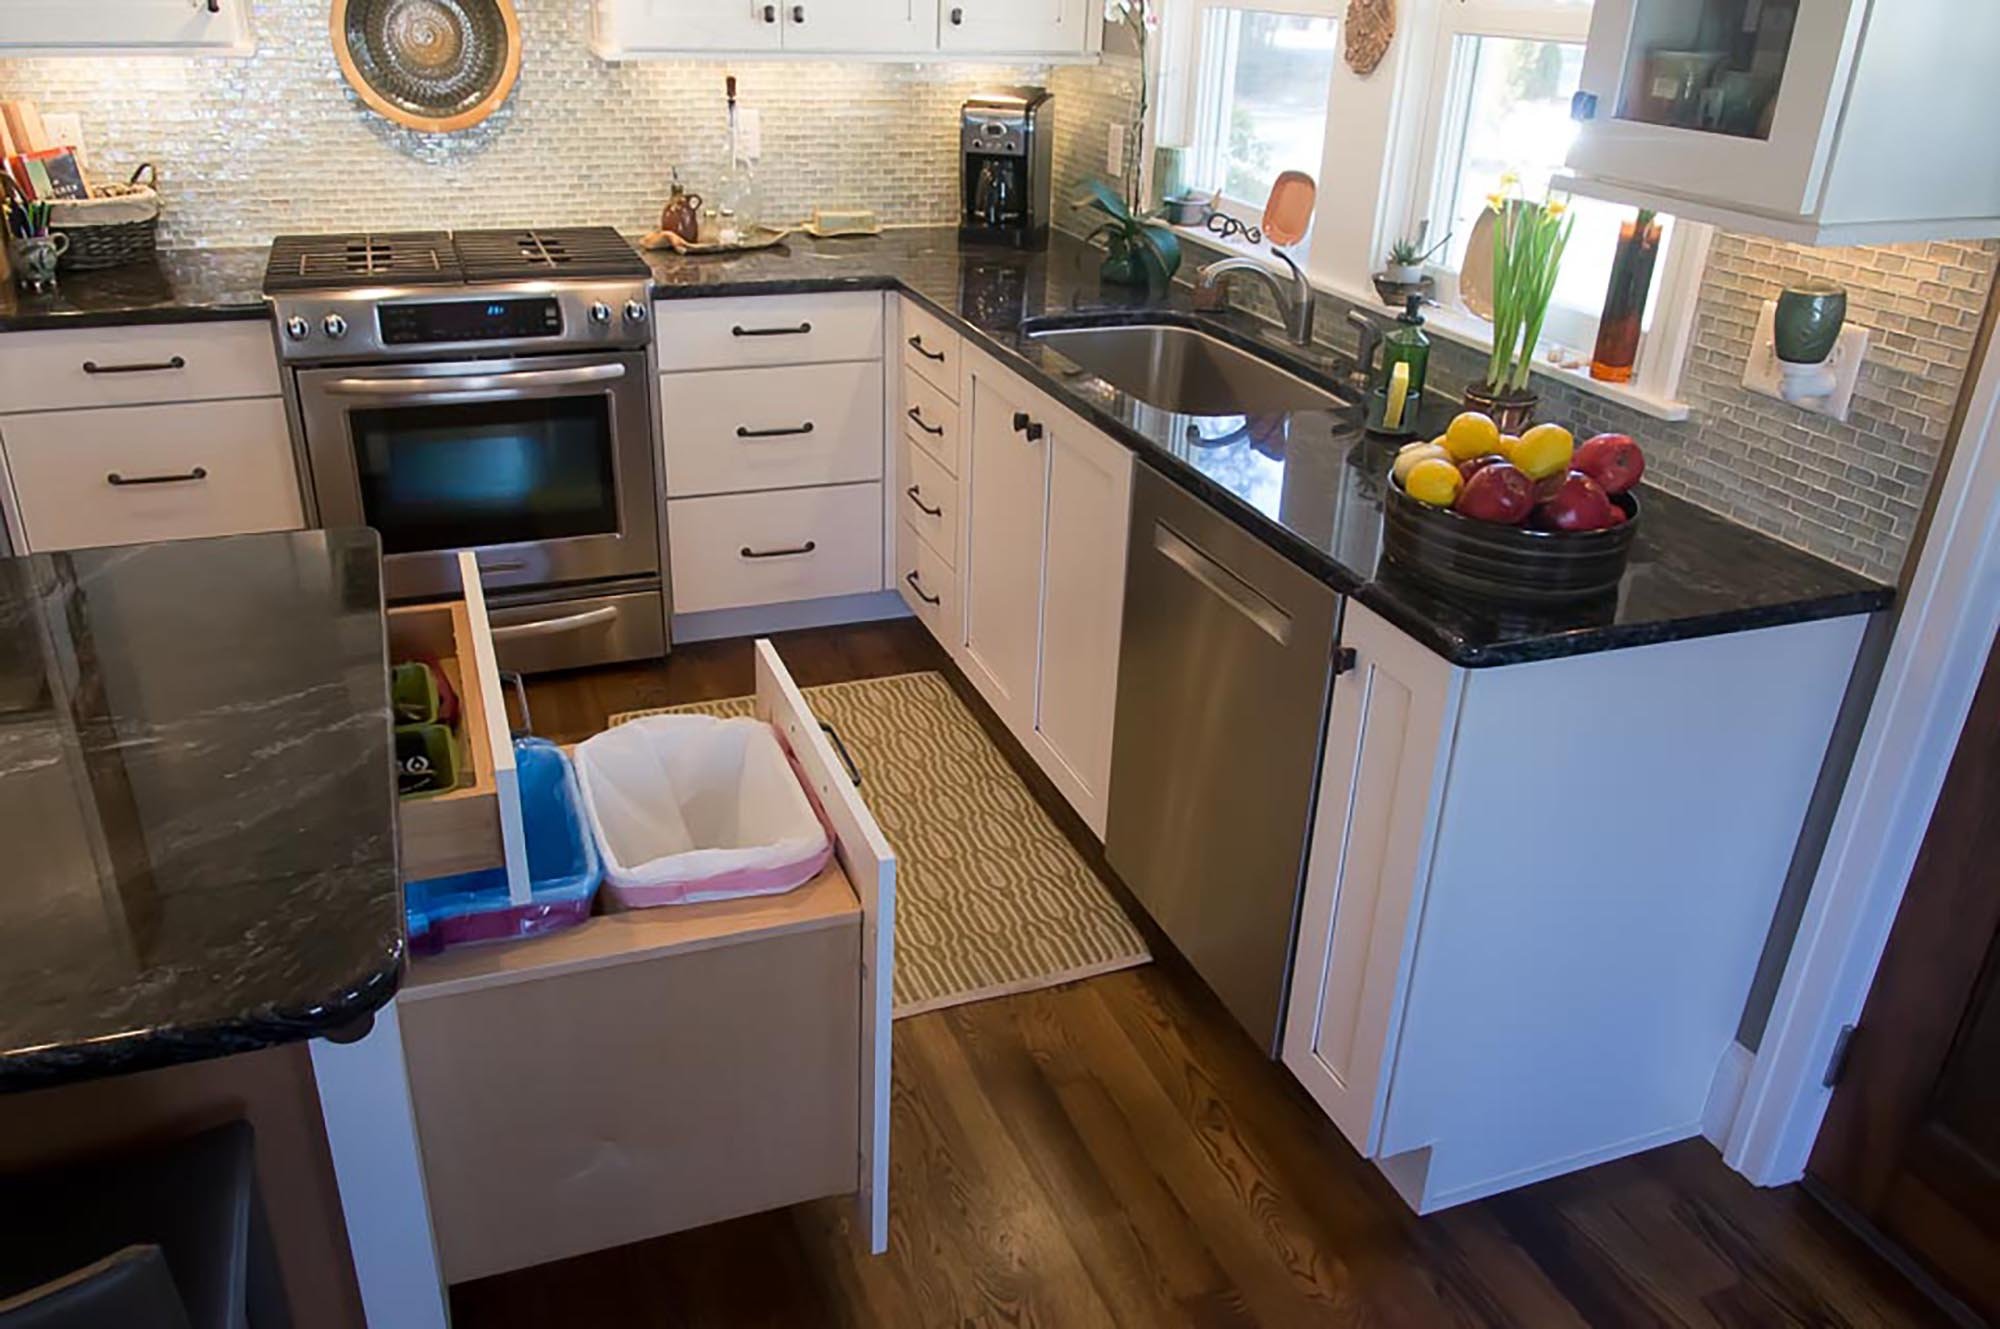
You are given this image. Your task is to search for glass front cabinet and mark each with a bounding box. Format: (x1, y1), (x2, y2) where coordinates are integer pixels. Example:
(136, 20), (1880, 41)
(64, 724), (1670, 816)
(1560, 0), (2000, 245)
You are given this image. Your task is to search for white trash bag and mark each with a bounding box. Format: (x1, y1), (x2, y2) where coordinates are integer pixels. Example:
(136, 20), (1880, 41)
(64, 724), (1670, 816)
(573, 715), (832, 908)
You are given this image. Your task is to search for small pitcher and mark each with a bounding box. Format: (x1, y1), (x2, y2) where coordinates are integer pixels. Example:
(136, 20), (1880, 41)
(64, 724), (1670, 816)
(9, 233), (67, 293)
(660, 182), (704, 245)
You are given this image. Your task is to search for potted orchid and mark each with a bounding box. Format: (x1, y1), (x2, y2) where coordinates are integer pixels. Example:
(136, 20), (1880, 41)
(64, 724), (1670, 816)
(1077, 0), (1182, 288)
(1469, 175), (1574, 431)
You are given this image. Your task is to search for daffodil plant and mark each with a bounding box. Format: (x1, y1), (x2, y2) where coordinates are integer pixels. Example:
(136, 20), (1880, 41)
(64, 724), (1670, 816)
(1483, 176), (1575, 396)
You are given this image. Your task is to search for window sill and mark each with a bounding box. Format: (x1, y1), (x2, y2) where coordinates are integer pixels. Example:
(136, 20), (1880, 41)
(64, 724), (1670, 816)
(1164, 223), (1693, 424)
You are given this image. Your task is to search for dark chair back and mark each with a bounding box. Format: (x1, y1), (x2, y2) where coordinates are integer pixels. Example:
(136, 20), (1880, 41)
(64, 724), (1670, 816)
(0, 1245), (193, 1329)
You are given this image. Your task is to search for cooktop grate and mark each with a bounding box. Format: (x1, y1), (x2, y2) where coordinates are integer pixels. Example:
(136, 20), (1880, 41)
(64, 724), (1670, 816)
(453, 226), (651, 283)
(264, 231), (461, 293)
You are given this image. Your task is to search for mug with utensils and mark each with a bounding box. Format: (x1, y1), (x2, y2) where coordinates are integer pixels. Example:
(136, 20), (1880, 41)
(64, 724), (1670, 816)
(8, 233), (67, 293)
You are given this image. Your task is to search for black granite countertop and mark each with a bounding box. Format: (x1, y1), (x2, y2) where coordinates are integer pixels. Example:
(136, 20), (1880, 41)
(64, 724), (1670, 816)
(0, 230), (1893, 665)
(0, 530), (402, 1092)
(643, 228), (1894, 666)
(0, 247), (269, 332)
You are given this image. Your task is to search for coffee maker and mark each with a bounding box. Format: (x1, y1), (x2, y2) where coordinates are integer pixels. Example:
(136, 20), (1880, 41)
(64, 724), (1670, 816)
(960, 88), (1053, 249)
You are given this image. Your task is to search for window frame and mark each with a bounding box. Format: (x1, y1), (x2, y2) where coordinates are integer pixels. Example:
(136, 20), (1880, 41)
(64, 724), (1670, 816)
(1163, 0), (1345, 233)
(1402, 0), (1708, 400)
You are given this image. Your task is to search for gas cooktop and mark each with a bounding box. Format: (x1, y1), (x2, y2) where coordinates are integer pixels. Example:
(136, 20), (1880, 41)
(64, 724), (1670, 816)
(262, 226), (652, 294)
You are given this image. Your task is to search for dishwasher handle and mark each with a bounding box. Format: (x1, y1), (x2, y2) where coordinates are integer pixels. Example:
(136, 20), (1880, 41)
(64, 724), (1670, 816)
(1152, 521), (1294, 646)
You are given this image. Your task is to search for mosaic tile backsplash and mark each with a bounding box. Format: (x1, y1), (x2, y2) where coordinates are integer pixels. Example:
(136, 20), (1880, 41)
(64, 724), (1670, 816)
(0, 0), (1051, 245)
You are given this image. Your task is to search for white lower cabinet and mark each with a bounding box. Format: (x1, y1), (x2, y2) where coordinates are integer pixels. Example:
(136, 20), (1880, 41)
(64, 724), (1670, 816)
(1, 398), (304, 552)
(953, 348), (1130, 837)
(1283, 601), (1873, 1213)
(668, 483), (885, 614)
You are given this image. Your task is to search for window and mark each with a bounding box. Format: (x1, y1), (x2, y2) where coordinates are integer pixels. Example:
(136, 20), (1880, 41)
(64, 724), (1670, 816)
(1175, 1), (1342, 227)
(1412, 1), (1685, 363)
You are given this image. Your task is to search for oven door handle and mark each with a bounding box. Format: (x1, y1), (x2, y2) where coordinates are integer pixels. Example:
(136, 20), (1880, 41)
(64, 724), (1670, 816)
(323, 363), (628, 400)
(490, 605), (622, 642)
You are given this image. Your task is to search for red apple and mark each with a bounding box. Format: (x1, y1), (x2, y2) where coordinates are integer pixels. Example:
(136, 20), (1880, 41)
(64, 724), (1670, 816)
(1455, 461), (1537, 526)
(1457, 454), (1505, 483)
(1538, 471), (1619, 533)
(1573, 434), (1646, 495)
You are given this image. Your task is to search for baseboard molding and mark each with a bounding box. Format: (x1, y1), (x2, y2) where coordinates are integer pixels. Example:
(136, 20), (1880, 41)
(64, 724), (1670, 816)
(1703, 1041), (1756, 1150)
(1402, 1121), (1705, 1213)
(671, 591), (910, 645)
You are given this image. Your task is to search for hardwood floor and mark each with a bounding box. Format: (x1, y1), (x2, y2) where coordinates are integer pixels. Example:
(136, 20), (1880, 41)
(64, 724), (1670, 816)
(457, 620), (1943, 1329)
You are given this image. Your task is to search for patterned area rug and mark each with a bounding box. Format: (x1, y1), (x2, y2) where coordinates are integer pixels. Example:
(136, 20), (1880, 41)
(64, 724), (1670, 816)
(611, 671), (1150, 1018)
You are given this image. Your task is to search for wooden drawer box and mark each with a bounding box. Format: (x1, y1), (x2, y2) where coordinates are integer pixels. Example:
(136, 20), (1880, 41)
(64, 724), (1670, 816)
(653, 293), (884, 373)
(667, 482), (885, 614)
(662, 361), (884, 498)
(2, 398), (304, 552)
(900, 299), (961, 396)
(0, 321), (282, 413)
(391, 554), (524, 891)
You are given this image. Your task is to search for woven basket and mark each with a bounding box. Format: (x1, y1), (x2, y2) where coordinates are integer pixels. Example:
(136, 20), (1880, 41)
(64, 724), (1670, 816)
(50, 164), (162, 272)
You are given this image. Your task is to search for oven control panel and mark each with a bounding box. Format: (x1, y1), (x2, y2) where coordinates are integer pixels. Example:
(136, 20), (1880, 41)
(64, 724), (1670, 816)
(380, 297), (564, 345)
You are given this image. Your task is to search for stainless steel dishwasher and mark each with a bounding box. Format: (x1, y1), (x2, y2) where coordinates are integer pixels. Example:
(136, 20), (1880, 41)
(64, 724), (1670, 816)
(1106, 463), (1342, 1052)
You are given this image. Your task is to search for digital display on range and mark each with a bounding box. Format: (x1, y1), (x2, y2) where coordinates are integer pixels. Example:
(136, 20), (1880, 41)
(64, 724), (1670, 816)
(379, 298), (564, 345)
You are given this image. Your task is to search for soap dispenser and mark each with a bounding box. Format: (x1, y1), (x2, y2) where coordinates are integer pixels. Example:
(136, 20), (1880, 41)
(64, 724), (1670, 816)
(1365, 295), (1430, 438)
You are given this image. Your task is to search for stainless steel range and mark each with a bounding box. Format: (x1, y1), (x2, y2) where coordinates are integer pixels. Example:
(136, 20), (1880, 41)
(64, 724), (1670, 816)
(266, 226), (666, 673)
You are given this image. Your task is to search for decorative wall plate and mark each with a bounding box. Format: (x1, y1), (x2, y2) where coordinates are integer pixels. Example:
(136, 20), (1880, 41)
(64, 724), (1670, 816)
(332, 0), (522, 135)
(1345, 0), (1396, 76)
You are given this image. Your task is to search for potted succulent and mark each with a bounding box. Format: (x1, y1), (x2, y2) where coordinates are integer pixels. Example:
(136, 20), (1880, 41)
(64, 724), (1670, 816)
(1469, 177), (1575, 433)
(1078, 0), (1181, 288)
(1383, 228), (1449, 286)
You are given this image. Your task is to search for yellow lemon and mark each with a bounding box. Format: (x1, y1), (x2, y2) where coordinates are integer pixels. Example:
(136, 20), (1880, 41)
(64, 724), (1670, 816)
(1391, 440), (1449, 485)
(1512, 423), (1576, 481)
(1497, 434), (1522, 460)
(1404, 457), (1463, 508)
(1443, 411), (1502, 462)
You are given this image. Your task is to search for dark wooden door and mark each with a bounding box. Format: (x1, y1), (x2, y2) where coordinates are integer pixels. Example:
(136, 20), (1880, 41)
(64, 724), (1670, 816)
(1811, 631), (2000, 1321)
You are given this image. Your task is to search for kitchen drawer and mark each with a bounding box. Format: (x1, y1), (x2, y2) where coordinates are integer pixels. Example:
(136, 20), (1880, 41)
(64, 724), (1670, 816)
(662, 361), (884, 498)
(901, 368), (961, 476)
(2, 397), (304, 552)
(0, 321), (281, 413)
(653, 293), (884, 373)
(896, 437), (957, 564)
(392, 553), (526, 892)
(898, 518), (960, 649)
(900, 300), (961, 397)
(668, 482), (885, 614)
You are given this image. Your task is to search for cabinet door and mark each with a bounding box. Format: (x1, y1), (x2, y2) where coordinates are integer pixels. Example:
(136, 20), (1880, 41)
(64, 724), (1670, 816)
(1566, 0), (1865, 219)
(593, 0), (781, 54)
(940, 0), (1091, 55)
(789, 0), (935, 52)
(1030, 417), (1131, 839)
(0, 0), (249, 50)
(958, 363), (1047, 734)
(1280, 602), (1460, 1155)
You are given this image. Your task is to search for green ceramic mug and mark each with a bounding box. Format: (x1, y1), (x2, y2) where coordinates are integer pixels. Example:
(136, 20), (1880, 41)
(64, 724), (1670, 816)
(8, 233), (67, 292)
(1774, 279), (1847, 365)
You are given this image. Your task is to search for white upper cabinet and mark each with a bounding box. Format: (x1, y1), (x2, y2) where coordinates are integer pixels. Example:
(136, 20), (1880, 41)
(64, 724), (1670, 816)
(0, 0), (253, 53)
(1559, 0), (2000, 244)
(789, 0), (936, 53)
(941, 0), (1096, 56)
(592, 0), (783, 55)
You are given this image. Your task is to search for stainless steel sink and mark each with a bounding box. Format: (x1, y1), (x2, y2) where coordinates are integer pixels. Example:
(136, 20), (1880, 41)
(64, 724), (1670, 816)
(1029, 323), (1349, 416)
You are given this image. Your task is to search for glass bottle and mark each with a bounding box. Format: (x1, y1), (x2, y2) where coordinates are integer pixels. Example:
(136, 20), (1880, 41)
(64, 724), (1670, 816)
(1591, 210), (1663, 384)
(714, 75), (761, 246)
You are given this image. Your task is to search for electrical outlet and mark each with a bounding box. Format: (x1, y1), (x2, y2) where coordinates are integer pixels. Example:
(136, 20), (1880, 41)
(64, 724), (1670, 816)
(1742, 299), (1870, 423)
(738, 108), (763, 162)
(1107, 124), (1126, 175)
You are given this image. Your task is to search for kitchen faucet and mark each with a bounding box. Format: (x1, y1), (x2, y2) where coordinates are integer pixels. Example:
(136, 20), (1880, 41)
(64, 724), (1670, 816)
(1194, 249), (1318, 347)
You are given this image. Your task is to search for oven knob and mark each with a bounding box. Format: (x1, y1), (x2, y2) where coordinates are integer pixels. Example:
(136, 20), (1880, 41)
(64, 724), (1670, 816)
(623, 300), (649, 325)
(322, 313), (349, 339)
(284, 316), (310, 341)
(588, 301), (613, 326)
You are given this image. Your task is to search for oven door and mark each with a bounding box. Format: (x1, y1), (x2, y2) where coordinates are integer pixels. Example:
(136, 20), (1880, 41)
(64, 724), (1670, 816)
(296, 350), (658, 601)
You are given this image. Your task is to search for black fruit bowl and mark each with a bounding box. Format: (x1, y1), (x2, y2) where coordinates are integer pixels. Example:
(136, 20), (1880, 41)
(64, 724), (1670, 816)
(1382, 479), (1640, 605)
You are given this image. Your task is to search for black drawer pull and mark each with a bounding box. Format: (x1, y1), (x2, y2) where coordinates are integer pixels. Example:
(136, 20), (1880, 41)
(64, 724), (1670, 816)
(907, 486), (943, 517)
(737, 422), (815, 439)
(108, 466), (208, 487)
(1013, 411), (1044, 442)
(906, 571), (942, 606)
(906, 406), (945, 436)
(83, 356), (186, 375)
(821, 720), (861, 787)
(732, 322), (813, 338)
(741, 540), (818, 560)
(908, 335), (947, 362)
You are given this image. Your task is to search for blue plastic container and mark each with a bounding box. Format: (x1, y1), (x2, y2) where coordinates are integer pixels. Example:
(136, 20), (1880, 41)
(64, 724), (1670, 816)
(405, 738), (602, 955)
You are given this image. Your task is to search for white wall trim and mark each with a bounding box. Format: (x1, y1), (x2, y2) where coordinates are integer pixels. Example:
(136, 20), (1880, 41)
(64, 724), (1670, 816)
(1725, 311), (2000, 1187)
(1702, 1041), (1755, 1149)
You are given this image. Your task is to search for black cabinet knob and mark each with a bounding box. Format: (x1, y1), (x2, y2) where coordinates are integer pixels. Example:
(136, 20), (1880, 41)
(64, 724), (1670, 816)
(951, 6), (965, 24)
